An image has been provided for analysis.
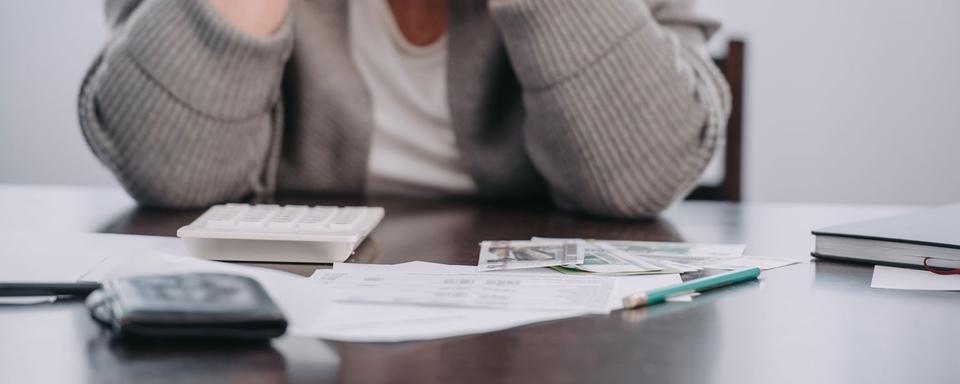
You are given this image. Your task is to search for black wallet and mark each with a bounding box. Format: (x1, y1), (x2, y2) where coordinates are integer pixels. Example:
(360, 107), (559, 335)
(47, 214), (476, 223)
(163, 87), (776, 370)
(86, 273), (287, 340)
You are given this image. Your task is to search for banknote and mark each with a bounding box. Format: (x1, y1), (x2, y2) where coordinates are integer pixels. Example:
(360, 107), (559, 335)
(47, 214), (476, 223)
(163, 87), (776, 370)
(600, 241), (744, 272)
(533, 238), (746, 274)
(530, 238), (677, 275)
(555, 240), (662, 275)
(477, 240), (584, 272)
(603, 241), (746, 259)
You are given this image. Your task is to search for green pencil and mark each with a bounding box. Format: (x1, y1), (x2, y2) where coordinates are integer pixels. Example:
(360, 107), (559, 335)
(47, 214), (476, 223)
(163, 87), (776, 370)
(622, 267), (761, 309)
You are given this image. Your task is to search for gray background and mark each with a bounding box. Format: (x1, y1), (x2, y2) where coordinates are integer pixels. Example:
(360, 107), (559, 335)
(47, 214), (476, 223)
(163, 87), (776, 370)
(1, 0), (958, 204)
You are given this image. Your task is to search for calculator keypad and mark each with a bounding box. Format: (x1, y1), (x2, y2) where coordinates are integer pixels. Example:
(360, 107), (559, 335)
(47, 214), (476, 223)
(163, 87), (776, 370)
(199, 204), (369, 232)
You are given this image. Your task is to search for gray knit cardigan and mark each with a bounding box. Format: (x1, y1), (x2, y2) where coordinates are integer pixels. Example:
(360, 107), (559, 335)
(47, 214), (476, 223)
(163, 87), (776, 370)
(79, 0), (730, 218)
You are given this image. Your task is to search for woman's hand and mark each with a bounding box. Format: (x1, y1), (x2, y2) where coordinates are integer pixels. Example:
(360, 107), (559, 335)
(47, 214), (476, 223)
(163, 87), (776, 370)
(208, 0), (289, 38)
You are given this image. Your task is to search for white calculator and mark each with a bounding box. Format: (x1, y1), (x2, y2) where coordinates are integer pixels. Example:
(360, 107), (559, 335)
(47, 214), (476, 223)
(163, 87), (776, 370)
(177, 204), (384, 263)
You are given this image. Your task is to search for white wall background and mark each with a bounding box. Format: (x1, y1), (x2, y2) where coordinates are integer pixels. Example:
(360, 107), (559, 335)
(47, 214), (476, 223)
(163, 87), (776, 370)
(0, 2), (114, 185)
(699, 0), (960, 204)
(1, 1), (958, 204)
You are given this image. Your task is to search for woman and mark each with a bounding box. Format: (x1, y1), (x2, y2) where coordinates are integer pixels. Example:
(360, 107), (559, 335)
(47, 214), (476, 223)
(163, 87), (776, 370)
(79, 0), (729, 218)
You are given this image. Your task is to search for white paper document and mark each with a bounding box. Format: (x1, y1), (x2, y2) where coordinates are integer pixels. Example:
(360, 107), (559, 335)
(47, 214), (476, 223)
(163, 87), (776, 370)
(328, 261), (685, 310)
(0, 231), (188, 304)
(298, 302), (578, 342)
(299, 262), (682, 342)
(871, 266), (960, 291)
(702, 256), (802, 271)
(310, 269), (615, 313)
(0, 231), (187, 283)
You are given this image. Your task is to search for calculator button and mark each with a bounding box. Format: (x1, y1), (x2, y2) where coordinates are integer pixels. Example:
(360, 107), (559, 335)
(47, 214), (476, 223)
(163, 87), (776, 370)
(267, 206), (309, 229)
(298, 207), (337, 231)
(236, 205), (277, 229)
(328, 207), (365, 230)
(205, 205), (248, 228)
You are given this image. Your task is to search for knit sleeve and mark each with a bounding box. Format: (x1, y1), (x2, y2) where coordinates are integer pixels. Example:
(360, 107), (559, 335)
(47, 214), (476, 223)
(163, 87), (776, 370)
(79, 0), (293, 208)
(489, 0), (730, 218)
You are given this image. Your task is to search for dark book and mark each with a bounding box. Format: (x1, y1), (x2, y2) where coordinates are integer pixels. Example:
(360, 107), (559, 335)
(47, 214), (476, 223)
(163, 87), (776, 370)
(812, 204), (960, 269)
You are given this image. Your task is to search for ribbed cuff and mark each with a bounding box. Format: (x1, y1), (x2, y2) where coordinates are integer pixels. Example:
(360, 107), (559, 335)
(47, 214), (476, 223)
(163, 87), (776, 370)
(489, 0), (655, 90)
(120, 0), (293, 119)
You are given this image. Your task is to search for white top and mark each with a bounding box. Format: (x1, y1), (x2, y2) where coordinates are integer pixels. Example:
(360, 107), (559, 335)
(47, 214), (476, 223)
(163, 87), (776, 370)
(349, 0), (477, 197)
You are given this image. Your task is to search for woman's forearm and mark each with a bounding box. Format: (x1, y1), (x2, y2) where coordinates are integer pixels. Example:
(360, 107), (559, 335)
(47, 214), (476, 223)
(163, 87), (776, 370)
(208, 0), (289, 38)
(490, 0), (730, 218)
(79, 0), (294, 208)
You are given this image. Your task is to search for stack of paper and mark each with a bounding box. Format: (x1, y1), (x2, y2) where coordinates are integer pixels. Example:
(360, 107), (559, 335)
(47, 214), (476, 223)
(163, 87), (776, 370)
(479, 238), (801, 275)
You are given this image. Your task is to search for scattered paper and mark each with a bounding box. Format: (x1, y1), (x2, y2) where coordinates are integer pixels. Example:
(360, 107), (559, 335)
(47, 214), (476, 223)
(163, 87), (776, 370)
(871, 266), (960, 291)
(0, 231), (187, 283)
(299, 302), (577, 343)
(702, 256), (802, 271)
(477, 240), (584, 272)
(310, 270), (615, 314)
(0, 231), (188, 305)
(604, 240), (745, 259)
(333, 262), (683, 310)
(299, 262), (683, 342)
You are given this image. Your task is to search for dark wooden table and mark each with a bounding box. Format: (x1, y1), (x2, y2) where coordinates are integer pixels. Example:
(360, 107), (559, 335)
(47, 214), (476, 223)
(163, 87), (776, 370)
(1, 185), (957, 384)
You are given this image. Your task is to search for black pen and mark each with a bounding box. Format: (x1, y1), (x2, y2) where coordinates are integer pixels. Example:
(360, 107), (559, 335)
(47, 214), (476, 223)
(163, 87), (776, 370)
(0, 282), (102, 297)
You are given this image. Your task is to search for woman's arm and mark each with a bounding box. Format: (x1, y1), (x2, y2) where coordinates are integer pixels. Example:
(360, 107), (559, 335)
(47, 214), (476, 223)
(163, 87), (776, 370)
(79, 0), (293, 208)
(208, 0), (288, 38)
(489, 0), (731, 218)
